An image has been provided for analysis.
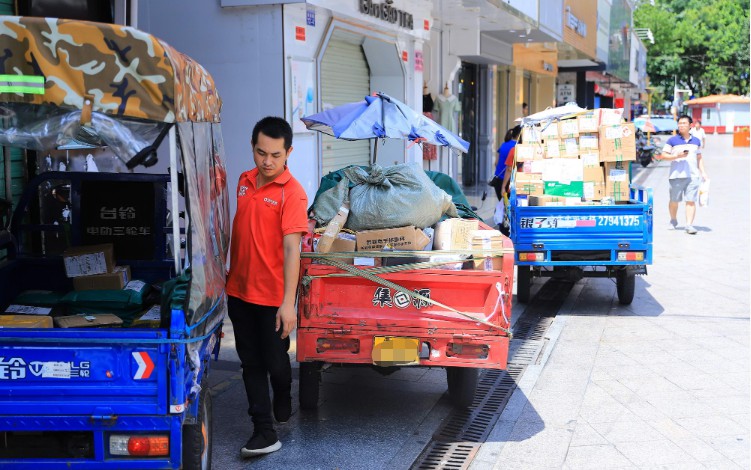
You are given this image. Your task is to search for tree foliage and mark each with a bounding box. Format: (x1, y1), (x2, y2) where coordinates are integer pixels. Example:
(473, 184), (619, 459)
(634, 0), (750, 101)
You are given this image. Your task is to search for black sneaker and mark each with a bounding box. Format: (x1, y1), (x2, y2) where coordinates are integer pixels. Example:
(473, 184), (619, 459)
(273, 395), (292, 424)
(240, 429), (281, 457)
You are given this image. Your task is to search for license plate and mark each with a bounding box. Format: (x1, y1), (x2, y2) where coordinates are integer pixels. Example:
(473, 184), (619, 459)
(372, 336), (419, 366)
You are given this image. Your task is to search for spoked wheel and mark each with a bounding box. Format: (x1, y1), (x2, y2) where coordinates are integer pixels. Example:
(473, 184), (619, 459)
(616, 269), (636, 305)
(445, 367), (478, 408)
(516, 266), (532, 303)
(299, 361), (322, 410)
(182, 378), (213, 470)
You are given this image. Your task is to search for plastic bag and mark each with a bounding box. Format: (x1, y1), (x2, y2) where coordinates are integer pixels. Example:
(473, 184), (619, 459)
(312, 163), (457, 231)
(698, 179), (710, 207)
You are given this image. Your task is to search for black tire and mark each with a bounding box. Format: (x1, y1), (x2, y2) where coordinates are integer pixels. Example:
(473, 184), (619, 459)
(182, 379), (212, 470)
(446, 367), (478, 408)
(516, 266), (531, 303)
(299, 361), (321, 410)
(616, 269), (636, 305)
(640, 158), (650, 168)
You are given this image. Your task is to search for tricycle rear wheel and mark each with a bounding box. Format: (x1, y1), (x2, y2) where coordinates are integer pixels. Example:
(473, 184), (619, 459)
(616, 269), (635, 305)
(299, 361), (321, 410)
(516, 266), (531, 303)
(182, 377), (212, 470)
(446, 367), (478, 408)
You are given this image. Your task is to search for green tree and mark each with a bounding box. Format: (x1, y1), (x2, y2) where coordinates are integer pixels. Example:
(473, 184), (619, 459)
(635, 0), (750, 101)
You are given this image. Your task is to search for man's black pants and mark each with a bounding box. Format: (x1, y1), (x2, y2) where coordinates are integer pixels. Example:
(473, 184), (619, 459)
(227, 296), (291, 430)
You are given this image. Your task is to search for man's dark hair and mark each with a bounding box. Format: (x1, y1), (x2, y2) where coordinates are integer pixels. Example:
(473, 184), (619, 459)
(504, 125), (522, 142)
(252, 116), (293, 150)
(678, 114), (693, 124)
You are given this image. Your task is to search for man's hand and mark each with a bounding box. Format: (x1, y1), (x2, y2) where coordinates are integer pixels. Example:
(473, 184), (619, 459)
(276, 302), (297, 339)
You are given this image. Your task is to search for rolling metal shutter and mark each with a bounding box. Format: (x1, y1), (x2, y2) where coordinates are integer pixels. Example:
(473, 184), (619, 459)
(320, 33), (370, 175)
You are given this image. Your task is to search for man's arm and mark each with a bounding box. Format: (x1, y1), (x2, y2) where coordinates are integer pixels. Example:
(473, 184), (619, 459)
(697, 152), (708, 180)
(276, 232), (303, 339)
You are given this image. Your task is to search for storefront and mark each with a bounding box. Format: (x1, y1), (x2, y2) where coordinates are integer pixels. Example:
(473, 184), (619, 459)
(282, 1), (431, 193)
(141, 0), (430, 206)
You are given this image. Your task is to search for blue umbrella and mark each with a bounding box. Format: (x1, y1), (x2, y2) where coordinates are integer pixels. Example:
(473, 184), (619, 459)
(301, 92), (470, 156)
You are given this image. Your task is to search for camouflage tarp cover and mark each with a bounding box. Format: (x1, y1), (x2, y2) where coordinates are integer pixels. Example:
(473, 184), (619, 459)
(0, 16), (221, 123)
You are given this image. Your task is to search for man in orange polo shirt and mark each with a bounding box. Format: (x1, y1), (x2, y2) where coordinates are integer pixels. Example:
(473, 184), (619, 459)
(226, 116), (308, 457)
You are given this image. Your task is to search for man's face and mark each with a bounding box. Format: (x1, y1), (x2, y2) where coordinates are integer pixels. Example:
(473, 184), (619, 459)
(678, 118), (691, 135)
(253, 132), (291, 182)
(694, 122), (701, 129)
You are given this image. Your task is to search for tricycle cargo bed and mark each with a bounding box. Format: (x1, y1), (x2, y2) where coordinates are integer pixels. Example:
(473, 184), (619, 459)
(510, 187), (653, 267)
(0, 329), (168, 415)
(298, 262), (513, 369)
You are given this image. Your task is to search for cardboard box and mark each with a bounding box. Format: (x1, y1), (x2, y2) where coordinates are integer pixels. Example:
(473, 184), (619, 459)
(523, 160), (546, 174)
(4, 304), (52, 316)
(558, 119), (580, 138)
(604, 162), (631, 201)
(583, 181), (606, 201)
(543, 181), (584, 198)
(514, 180), (544, 196)
(516, 172), (542, 182)
(54, 313), (123, 328)
(580, 152), (600, 168)
(578, 134), (599, 151)
(542, 158), (584, 183)
(63, 243), (115, 278)
(583, 165), (604, 183)
(131, 305), (161, 328)
(73, 266), (131, 291)
(432, 218), (479, 251)
(578, 109), (624, 132)
(545, 139), (561, 158)
(540, 122), (559, 139)
(521, 126), (543, 143)
(599, 124), (636, 162)
(515, 143), (544, 161)
(316, 202), (350, 253)
(0, 315), (54, 328)
(528, 195), (580, 206)
(356, 226), (430, 252)
(469, 230), (504, 271)
(329, 233), (357, 264)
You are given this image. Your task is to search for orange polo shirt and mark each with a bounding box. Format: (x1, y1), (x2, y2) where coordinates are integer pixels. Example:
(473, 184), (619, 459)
(226, 167), (308, 307)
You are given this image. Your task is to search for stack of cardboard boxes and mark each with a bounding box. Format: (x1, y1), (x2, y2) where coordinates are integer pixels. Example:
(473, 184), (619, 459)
(315, 215), (503, 271)
(514, 109), (636, 206)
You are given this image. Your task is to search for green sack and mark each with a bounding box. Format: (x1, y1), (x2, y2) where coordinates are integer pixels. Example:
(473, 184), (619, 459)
(62, 280), (151, 327)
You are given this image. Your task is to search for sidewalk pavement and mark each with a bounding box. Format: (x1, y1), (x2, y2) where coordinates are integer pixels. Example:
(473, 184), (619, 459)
(472, 134), (750, 469)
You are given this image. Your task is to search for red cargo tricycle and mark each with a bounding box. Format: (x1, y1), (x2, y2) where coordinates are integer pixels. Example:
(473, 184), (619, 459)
(296, 220), (514, 408)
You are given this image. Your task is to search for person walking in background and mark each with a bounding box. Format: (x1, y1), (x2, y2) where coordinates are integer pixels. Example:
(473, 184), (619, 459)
(496, 125), (522, 200)
(489, 125), (521, 236)
(657, 114), (708, 235)
(226, 116), (309, 457)
(690, 119), (707, 149)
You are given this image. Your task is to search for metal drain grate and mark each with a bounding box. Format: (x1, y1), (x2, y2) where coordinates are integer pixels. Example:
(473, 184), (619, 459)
(507, 339), (544, 365)
(410, 366), (525, 470)
(413, 442), (480, 470)
(512, 316), (554, 340)
(410, 278), (570, 470)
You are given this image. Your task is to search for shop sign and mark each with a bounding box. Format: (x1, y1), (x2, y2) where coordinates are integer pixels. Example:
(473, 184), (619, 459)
(565, 6), (587, 37)
(359, 0), (414, 30)
(557, 84), (576, 104)
(306, 8), (315, 27)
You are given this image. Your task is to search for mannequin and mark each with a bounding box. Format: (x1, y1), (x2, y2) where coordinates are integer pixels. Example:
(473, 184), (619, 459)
(434, 82), (461, 133)
(422, 82), (437, 161)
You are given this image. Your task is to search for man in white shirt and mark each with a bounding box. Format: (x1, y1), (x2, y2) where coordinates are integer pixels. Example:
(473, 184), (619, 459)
(689, 119), (707, 149)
